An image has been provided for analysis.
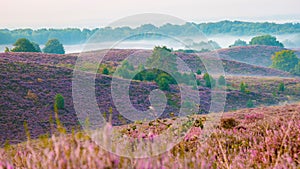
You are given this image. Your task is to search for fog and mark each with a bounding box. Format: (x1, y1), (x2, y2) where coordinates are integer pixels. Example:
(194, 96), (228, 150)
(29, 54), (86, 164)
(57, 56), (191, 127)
(1, 34), (299, 54)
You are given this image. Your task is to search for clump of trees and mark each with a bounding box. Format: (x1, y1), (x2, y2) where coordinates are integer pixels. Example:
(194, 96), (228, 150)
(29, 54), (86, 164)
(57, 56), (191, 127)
(43, 39), (65, 54)
(229, 39), (248, 47)
(271, 50), (300, 75)
(10, 38), (41, 52)
(7, 38), (65, 54)
(249, 35), (284, 47)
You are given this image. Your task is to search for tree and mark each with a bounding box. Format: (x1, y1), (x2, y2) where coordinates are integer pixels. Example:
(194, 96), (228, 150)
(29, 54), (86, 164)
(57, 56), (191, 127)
(249, 35), (284, 47)
(55, 94), (65, 109)
(229, 39), (247, 47)
(11, 38), (39, 52)
(157, 77), (170, 91)
(43, 39), (65, 54)
(146, 46), (177, 72)
(203, 73), (215, 88)
(293, 62), (300, 76)
(218, 75), (226, 86)
(271, 50), (299, 72)
(4, 47), (9, 52)
(31, 42), (41, 52)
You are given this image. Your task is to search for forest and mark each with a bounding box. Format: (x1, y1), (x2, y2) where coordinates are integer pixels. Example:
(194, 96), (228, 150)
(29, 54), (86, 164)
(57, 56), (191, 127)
(1, 20), (300, 45)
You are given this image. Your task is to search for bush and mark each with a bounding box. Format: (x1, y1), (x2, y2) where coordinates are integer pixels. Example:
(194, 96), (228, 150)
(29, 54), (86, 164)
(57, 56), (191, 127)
(43, 39), (65, 54)
(196, 69), (202, 75)
(240, 82), (247, 93)
(221, 118), (239, 129)
(55, 94), (65, 109)
(102, 67), (109, 75)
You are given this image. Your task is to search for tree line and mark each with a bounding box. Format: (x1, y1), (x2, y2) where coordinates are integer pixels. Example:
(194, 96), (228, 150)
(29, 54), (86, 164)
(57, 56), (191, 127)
(1, 21), (299, 45)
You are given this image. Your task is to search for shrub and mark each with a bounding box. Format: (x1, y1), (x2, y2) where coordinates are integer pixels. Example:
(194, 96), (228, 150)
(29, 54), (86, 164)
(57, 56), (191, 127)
(240, 82), (247, 93)
(278, 82), (285, 92)
(220, 118), (239, 129)
(246, 99), (254, 108)
(102, 67), (109, 75)
(218, 75), (226, 86)
(196, 69), (202, 75)
(55, 94), (65, 109)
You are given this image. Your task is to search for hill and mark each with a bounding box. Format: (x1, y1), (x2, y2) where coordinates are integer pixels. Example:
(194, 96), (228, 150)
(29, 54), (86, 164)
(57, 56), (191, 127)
(0, 102), (299, 168)
(0, 51), (299, 146)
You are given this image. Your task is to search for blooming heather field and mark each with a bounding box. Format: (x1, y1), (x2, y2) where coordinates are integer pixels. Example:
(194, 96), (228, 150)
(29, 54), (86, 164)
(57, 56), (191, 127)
(0, 103), (299, 169)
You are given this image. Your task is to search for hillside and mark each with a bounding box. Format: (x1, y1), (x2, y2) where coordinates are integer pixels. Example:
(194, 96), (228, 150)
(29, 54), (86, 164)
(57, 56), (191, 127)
(0, 49), (292, 77)
(1, 103), (299, 168)
(0, 51), (299, 146)
(211, 45), (285, 67)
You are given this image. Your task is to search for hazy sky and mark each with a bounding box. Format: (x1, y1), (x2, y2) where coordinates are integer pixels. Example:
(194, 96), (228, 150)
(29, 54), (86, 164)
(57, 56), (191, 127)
(1, 0), (300, 29)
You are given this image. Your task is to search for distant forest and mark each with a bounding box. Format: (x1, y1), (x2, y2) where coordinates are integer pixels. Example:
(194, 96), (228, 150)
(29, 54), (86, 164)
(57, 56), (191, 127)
(1, 20), (300, 45)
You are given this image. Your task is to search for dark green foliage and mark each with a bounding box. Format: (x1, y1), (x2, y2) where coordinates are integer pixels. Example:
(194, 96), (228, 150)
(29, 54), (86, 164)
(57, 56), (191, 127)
(157, 77), (170, 91)
(203, 73), (215, 88)
(102, 67), (109, 75)
(278, 82), (285, 92)
(55, 94), (65, 109)
(146, 46), (177, 72)
(221, 118), (239, 129)
(249, 35), (284, 47)
(240, 82), (247, 93)
(229, 39), (247, 47)
(43, 39), (65, 54)
(31, 42), (41, 52)
(196, 69), (202, 75)
(218, 75), (226, 86)
(4, 47), (9, 52)
(11, 38), (40, 52)
(246, 100), (254, 108)
(271, 50), (299, 72)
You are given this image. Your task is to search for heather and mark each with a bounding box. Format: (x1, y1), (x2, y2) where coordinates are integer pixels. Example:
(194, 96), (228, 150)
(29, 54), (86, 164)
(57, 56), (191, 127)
(0, 103), (299, 169)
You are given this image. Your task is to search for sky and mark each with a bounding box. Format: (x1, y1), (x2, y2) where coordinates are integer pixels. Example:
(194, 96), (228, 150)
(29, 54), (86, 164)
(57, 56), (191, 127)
(1, 0), (300, 29)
